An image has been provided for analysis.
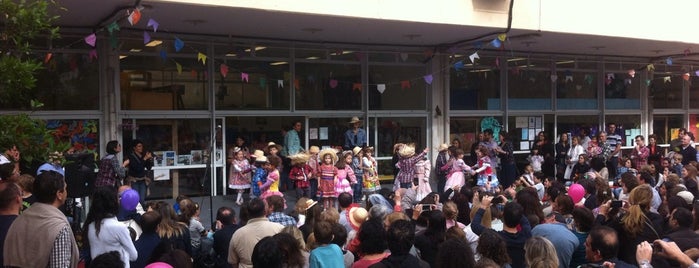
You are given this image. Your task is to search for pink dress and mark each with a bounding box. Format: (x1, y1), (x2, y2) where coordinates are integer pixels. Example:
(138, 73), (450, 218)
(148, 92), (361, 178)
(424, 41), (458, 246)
(335, 166), (355, 197)
(229, 159), (252, 189)
(444, 159), (471, 192)
(415, 159), (432, 200)
(260, 169), (283, 200)
(317, 164), (338, 198)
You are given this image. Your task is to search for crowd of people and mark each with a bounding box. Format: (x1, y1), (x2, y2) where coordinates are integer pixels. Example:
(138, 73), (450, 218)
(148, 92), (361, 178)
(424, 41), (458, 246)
(6, 120), (699, 268)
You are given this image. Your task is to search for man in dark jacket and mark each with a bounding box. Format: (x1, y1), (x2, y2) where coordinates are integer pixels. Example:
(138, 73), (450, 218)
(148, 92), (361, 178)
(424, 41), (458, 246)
(370, 219), (428, 268)
(665, 207), (699, 251)
(584, 226), (635, 268)
(213, 207), (238, 267)
(131, 211), (162, 268)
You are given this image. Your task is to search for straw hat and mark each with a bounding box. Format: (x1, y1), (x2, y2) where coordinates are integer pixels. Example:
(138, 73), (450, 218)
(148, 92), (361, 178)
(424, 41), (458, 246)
(438, 143), (449, 152)
(255, 155), (269, 163)
(393, 143), (405, 153)
(252, 150), (265, 158)
(352, 146), (362, 156)
(349, 207), (368, 228)
(318, 148), (339, 164)
(349, 116), (362, 124)
(304, 199), (318, 211)
(309, 146), (320, 154)
(289, 153), (310, 166)
(267, 142), (282, 151)
(398, 144), (416, 158)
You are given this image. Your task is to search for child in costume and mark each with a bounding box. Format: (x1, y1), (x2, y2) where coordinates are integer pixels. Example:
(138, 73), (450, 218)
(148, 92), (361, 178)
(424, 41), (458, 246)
(350, 147), (364, 203)
(361, 147), (380, 198)
(259, 155), (283, 200)
(229, 147), (253, 205)
(289, 153), (313, 199)
(317, 148), (339, 210)
(443, 149), (472, 192)
(335, 151), (356, 197)
(473, 145), (498, 192)
(250, 153), (268, 199)
(307, 146), (321, 201)
(394, 144), (428, 190)
(414, 155), (432, 201)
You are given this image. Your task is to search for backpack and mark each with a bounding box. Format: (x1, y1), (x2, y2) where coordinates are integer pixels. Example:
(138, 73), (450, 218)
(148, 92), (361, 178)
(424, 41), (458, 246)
(95, 155), (118, 188)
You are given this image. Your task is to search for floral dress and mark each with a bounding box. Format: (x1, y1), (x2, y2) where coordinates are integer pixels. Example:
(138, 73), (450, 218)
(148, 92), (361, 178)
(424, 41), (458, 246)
(229, 159), (252, 189)
(415, 159), (432, 200)
(474, 156), (499, 189)
(335, 165), (355, 197)
(444, 158), (470, 192)
(362, 156), (380, 193)
(317, 164), (338, 198)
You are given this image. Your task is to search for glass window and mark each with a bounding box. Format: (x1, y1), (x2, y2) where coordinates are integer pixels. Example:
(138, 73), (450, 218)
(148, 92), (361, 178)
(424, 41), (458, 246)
(507, 58), (552, 110)
(368, 51), (424, 63)
(367, 117), (426, 181)
(122, 119), (213, 200)
(214, 59), (290, 110)
(653, 114), (684, 145)
(650, 64), (684, 109)
(604, 72), (640, 109)
(368, 65), (427, 110)
(449, 116), (503, 163)
(507, 115), (554, 151)
(24, 52), (100, 110)
(450, 60), (500, 110)
(604, 115), (641, 147)
(556, 71), (597, 109)
(688, 76), (699, 109)
(307, 117), (356, 150)
(120, 55), (208, 110)
(295, 62), (361, 110)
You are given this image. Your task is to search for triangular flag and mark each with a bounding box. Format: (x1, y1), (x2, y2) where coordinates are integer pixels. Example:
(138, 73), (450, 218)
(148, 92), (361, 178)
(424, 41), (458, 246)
(423, 75), (433, 85)
(88, 49), (97, 61)
(277, 80), (284, 88)
(329, 79), (338, 89)
(584, 74), (593, 85)
(159, 50), (167, 60)
(377, 84), (386, 94)
(401, 80), (411, 89)
(352, 83), (362, 91)
(491, 38), (501, 48)
(606, 73), (615, 80)
(174, 38), (184, 52)
(44, 53), (52, 64)
(241, 73), (249, 82)
(400, 53), (408, 62)
(497, 34), (507, 41)
(128, 9), (141, 26)
(176, 62), (182, 74)
(645, 79), (651, 86)
(695, 70), (699, 77)
(294, 79), (300, 90)
(84, 33), (96, 47)
(647, 64), (655, 71)
(259, 78), (266, 88)
(565, 75), (573, 82)
(666, 57), (673, 65)
(143, 31), (151, 45)
(550, 74), (558, 82)
(454, 60), (464, 70)
(664, 76), (671, 83)
(220, 64), (228, 78)
(628, 69), (636, 78)
(147, 19), (159, 32)
(197, 52), (207, 65)
(107, 22), (120, 33)
(469, 52), (479, 63)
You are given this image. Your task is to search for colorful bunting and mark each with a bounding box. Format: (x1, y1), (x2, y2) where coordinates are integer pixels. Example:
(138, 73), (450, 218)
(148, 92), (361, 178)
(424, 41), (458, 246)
(645, 79), (651, 86)
(197, 52), (207, 65)
(497, 34), (507, 41)
(376, 84), (386, 94)
(584, 74), (593, 85)
(424, 75), (433, 85)
(647, 64), (655, 71)
(352, 83), (362, 91)
(469, 52), (479, 63)
(491, 38), (501, 48)
(695, 70), (699, 77)
(666, 57), (673, 65)
(147, 19), (159, 32)
(241, 73), (249, 82)
(277, 80), (284, 88)
(176, 62), (182, 74)
(664, 76), (671, 83)
(220, 64), (228, 78)
(565, 75), (573, 82)
(84, 34), (96, 47)
(143, 31), (151, 45)
(401, 80), (411, 89)
(174, 38), (184, 52)
(628, 69), (635, 78)
(329, 79), (338, 89)
(128, 9), (141, 26)
(107, 22), (120, 34)
(454, 60), (464, 70)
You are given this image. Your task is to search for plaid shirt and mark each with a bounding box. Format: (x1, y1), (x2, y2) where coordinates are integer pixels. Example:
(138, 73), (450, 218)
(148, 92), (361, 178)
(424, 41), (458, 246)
(268, 212), (297, 227)
(49, 225), (73, 268)
(631, 146), (649, 169)
(395, 151), (427, 184)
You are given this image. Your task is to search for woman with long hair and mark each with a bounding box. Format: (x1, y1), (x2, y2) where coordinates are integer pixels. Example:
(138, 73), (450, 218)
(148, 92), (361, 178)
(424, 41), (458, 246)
(555, 132), (570, 181)
(273, 232), (308, 268)
(154, 201), (193, 256)
(95, 140), (128, 188)
(597, 184), (664, 265)
(414, 210), (447, 267)
(476, 229), (511, 266)
(177, 198), (205, 255)
(524, 236), (558, 268)
(495, 131), (516, 189)
(682, 164), (699, 198)
(84, 187), (137, 267)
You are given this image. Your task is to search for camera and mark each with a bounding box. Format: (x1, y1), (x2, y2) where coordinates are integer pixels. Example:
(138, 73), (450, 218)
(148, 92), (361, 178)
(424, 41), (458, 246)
(420, 204), (432, 211)
(611, 200), (623, 208)
(652, 238), (671, 253)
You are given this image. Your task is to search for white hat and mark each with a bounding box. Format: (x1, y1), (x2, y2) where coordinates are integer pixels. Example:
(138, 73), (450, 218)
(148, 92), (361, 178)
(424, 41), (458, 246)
(352, 146), (362, 156)
(677, 191), (695, 205)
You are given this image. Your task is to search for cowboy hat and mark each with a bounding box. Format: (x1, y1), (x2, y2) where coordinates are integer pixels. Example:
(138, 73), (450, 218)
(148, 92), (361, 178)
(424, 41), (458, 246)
(349, 207), (368, 229)
(352, 146), (362, 156)
(252, 150), (265, 158)
(349, 116), (362, 124)
(289, 153), (310, 166)
(255, 155), (269, 163)
(267, 142), (282, 151)
(309, 146), (320, 154)
(438, 143), (449, 152)
(318, 148), (339, 164)
(398, 144), (416, 158)
(304, 199), (318, 211)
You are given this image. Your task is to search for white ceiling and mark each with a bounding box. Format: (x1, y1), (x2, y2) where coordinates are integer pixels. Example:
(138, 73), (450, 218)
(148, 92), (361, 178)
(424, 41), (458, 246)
(53, 0), (699, 65)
